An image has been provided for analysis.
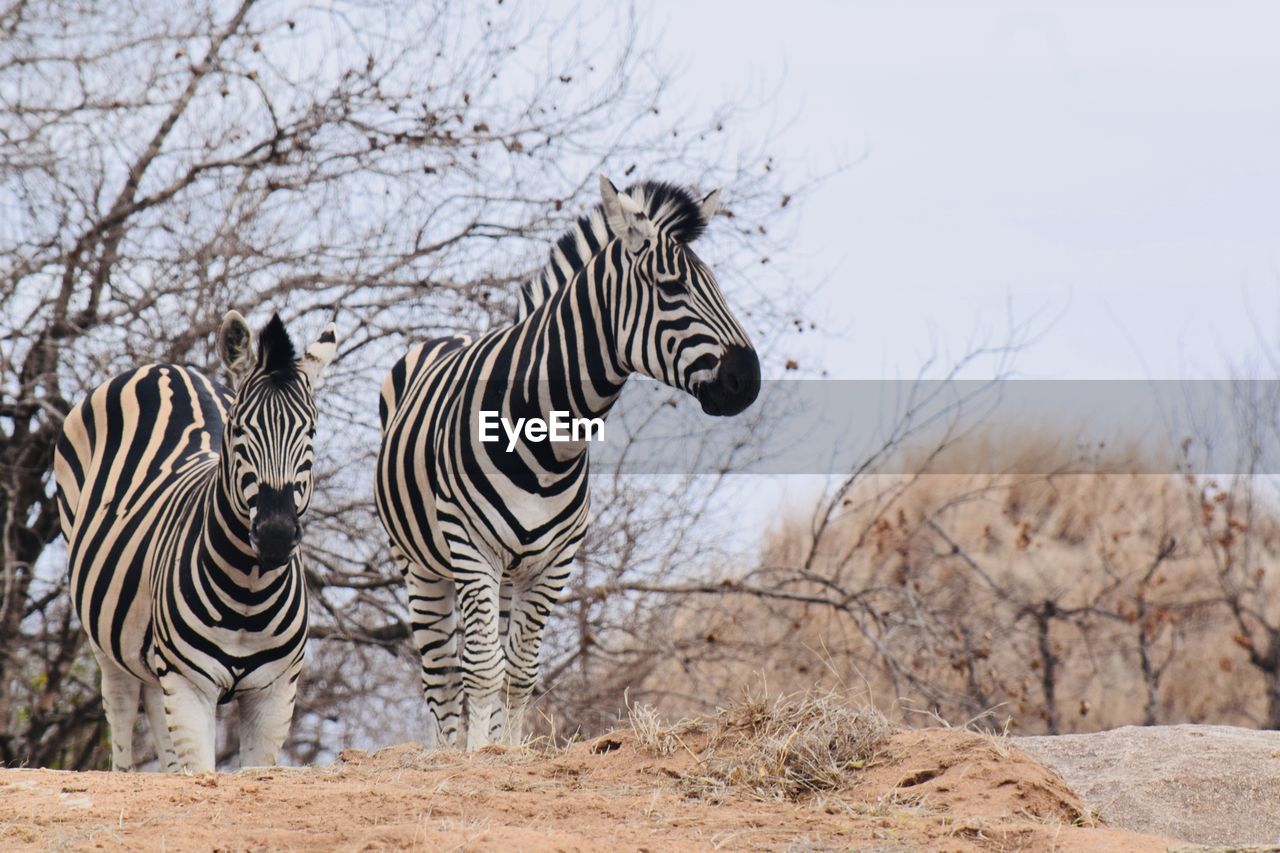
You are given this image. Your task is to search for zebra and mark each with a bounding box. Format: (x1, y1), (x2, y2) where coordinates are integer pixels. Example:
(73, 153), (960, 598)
(54, 312), (337, 772)
(376, 176), (761, 750)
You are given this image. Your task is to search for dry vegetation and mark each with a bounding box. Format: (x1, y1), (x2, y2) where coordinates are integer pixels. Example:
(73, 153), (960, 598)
(0, 692), (1172, 851)
(605, 438), (1280, 737)
(629, 690), (895, 800)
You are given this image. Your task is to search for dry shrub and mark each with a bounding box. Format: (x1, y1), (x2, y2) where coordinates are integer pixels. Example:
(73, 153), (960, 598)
(699, 690), (894, 800)
(629, 690), (894, 800)
(627, 703), (702, 757)
(616, 435), (1280, 735)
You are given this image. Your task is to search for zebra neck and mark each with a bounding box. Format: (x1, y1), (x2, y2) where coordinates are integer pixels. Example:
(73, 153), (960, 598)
(197, 451), (279, 591)
(522, 260), (627, 422)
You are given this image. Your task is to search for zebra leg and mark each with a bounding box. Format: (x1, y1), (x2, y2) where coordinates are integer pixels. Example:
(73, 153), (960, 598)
(142, 685), (178, 771)
(238, 677), (298, 768)
(95, 653), (142, 771)
(454, 561), (503, 751)
(501, 565), (569, 746)
(488, 578), (514, 744)
(160, 673), (217, 772)
(405, 565), (463, 749)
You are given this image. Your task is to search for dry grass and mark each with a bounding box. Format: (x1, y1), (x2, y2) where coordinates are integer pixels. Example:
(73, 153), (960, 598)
(621, 435), (1280, 735)
(701, 690), (894, 799)
(631, 689), (895, 801)
(627, 702), (702, 757)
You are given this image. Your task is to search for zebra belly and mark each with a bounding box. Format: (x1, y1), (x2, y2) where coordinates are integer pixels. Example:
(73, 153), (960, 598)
(69, 501), (172, 685)
(385, 483), (588, 583)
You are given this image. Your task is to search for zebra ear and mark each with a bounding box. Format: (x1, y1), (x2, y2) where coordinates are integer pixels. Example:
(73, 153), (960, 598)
(599, 173), (653, 253)
(299, 322), (338, 387)
(698, 188), (722, 224)
(218, 311), (255, 381)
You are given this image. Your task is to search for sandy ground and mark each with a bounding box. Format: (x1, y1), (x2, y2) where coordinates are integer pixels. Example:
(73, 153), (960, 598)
(0, 727), (1173, 852)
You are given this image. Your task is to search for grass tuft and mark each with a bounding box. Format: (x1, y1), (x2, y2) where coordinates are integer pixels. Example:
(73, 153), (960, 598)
(702, 689), (894, 799)
(629, 688), (894, 800)
(628, 703), (703, 757)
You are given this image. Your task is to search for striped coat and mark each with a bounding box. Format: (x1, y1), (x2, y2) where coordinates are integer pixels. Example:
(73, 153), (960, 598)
(55, 313), (336, 771)
(376, 177), (760, 749)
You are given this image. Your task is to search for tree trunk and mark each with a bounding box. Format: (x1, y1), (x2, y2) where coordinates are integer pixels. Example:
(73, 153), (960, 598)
(1035, 602), (1060, 735)
(1262, 650), (1280, 731)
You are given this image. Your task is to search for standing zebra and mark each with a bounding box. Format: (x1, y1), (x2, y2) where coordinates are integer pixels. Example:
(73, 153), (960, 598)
(376, 176), (760, 749)
(55, 312), (336, 771)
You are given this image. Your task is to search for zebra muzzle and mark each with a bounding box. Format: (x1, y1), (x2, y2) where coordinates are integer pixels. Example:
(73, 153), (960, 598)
(696, 345), (761, 417)
(251, 485), (301, 569)
(251, 517), (299, 569)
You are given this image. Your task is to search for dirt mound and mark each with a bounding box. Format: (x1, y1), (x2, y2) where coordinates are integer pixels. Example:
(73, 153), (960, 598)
(1019, 724), (1280, 846)
(0, 725), (1168, 851)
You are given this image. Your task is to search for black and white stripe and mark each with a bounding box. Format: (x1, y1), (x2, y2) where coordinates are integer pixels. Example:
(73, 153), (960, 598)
(55, 312), (337, 771)
(375, 176), (761, 749)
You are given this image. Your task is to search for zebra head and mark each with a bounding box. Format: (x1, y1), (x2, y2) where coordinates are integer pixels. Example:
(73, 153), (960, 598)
(217, 311), (337, 569)
(600, 176), (761, 417)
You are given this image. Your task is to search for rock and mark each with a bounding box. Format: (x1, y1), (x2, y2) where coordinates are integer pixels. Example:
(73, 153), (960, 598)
(1017, 725), (1280, 847)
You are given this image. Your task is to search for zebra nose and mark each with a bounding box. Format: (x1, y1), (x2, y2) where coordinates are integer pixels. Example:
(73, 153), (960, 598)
(252, 517), (298, 568)
(723, 359), (745, 394)
(696, 345), (760, 417)
(718, 345), (760, 404)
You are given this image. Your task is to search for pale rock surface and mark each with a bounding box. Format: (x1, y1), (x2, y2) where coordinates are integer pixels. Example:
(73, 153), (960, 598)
(1018, 724), (1280, 847)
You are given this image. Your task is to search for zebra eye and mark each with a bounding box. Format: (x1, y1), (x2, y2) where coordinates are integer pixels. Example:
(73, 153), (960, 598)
(656, 276), (686, 295)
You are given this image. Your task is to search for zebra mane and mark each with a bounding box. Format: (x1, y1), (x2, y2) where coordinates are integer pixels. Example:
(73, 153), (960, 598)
(257, 313), (297, 379)
(516, 181), (710, 321)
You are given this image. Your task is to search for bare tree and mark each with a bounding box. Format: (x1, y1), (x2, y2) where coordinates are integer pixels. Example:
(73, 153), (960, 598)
(1186, 377), (1280, 728)
(582, 382), (1273, 737)
(0, 0), (802, 767)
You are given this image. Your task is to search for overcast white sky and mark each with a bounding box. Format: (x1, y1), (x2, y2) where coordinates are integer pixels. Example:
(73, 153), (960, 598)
(618, 1), (1280, 380)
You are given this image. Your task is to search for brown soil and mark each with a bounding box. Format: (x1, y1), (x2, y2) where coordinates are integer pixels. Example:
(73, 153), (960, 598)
(0, 727), (1172, 852)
